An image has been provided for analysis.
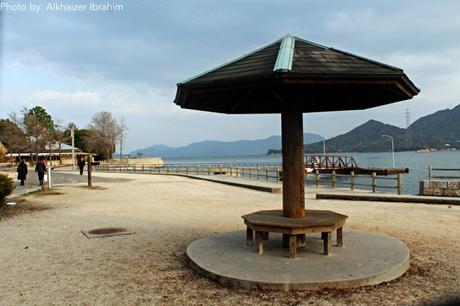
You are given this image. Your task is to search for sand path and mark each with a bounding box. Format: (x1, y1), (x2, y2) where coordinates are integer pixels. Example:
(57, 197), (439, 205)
(0, 171), (458, 305)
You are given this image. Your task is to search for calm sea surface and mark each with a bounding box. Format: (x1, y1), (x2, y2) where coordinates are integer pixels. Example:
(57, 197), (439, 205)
(164, 151), (460, 195)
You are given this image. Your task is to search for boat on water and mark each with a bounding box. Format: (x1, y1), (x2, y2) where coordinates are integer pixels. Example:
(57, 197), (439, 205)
(416, 148), (438, 153)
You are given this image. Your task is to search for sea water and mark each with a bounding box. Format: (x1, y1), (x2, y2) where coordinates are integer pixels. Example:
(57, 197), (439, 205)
(164, 151), (460, 195)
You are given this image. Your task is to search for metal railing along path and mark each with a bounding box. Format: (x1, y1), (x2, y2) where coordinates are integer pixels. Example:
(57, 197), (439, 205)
(94, 162), (404, 194)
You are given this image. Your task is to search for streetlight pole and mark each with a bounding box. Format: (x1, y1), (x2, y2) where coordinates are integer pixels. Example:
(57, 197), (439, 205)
(382, 135), (395, 168)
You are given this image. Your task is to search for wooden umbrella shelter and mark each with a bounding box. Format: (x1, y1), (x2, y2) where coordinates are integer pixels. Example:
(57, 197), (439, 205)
(174, 35), (419, 257)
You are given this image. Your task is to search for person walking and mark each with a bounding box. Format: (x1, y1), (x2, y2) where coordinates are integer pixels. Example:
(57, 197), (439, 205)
(35, 157), (47, 186)
(77, 157), (85, 175)
(17, 160), (28, 186)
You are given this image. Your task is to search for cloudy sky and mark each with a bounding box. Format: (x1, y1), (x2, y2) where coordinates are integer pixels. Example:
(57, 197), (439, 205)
(1, 0), (459, 152)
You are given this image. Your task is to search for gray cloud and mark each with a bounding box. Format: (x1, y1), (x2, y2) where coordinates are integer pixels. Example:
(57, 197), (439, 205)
(1, 0), (460, 150)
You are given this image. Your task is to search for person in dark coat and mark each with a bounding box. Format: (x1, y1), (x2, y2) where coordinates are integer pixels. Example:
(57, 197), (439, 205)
(17, 160), (28, 186)
(35, 157), (47, 186)
(77, 157), (85, 175)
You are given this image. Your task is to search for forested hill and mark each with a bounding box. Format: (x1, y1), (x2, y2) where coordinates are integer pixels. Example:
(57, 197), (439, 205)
(268, 104), (460, 154)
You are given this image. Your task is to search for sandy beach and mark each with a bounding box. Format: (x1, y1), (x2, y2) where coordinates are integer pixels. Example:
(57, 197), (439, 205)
(0, 171), (459, 305)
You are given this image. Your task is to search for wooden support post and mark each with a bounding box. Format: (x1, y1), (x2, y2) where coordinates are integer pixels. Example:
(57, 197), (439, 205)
(283, 234), (290, 248)
(297, 234), (306, 248)
(428, 166), (432, 180)
(315, 170), (320, 187)
(372, 172), (377, 193)
(255, 231), (264, 255)
(397, 173), (402, 195)
(324, 232), (332, 255)
(332, 170), (336, 188)
(337, 227), (343, 247)
(246, 227), (253, 247)
(87, 154), (92, 187)
(281, 112), (305, 218)
(321, 232), (327, 240)
(289, 235), (297, 258)
(350, 171), (355, 191)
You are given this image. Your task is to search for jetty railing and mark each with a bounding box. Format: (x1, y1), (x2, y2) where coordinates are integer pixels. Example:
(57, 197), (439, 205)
(305, 155), (358, 169)
(310, 170), (402, 195)
(428, 166), (460, 180)
(94, 162), (403, 194)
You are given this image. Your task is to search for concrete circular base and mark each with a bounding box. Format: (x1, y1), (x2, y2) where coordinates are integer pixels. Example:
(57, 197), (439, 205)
(186, 230), (410, 290)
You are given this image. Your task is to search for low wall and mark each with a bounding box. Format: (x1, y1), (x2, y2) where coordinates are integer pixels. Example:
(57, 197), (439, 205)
(419, 180), (460, 197)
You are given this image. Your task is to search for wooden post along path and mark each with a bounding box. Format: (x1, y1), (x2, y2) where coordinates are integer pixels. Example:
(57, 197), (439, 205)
(87, 154), (92, 187)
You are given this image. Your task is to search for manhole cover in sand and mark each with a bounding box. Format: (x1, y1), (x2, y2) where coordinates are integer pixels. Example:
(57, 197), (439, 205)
(81, 227), (132, 238)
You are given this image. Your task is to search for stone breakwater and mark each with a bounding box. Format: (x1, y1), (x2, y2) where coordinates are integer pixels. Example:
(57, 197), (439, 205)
(419, 180), (460, 197)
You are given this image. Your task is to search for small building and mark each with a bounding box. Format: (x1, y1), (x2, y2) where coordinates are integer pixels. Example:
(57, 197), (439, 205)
(7, 142), (86, 165)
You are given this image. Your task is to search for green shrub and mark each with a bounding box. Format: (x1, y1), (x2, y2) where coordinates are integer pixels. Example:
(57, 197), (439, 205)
(0, 173), (15, 204)
(0, 143), (7, 162)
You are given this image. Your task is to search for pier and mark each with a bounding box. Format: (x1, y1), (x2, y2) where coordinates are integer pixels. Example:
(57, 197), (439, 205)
(306, 154), (409, 175)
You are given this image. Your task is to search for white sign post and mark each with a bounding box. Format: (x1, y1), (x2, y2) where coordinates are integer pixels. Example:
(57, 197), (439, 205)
(47, 168), (52, 189)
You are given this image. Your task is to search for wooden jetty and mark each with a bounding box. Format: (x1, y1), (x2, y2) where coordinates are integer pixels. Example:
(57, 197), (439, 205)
(305, 155), (409, 175)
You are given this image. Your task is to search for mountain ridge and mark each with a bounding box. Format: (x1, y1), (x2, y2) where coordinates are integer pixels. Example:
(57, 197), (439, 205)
(131, 133), (324, 157)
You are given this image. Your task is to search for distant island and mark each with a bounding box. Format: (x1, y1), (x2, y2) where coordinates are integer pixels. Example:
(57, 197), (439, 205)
(130, 133), (324, 157)
(131, 105), (460, 157)
(268, 104), (460, 154)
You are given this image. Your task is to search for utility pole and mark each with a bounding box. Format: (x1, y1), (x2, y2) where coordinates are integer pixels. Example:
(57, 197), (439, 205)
(119, 126), (123, 165)
(71, 127), (75, 170)
(405, 108), (411, 150)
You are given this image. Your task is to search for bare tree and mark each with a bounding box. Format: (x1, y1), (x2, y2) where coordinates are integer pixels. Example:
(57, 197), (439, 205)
(51, 120), (71, 165)
(86, 111), (121, 161)
(119, 117), (128, 164)
(0, 115), (27, 163)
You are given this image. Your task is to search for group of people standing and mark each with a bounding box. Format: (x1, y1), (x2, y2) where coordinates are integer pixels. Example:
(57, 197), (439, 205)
(16, 157), (87, 186)
(16, 158), (47, 186)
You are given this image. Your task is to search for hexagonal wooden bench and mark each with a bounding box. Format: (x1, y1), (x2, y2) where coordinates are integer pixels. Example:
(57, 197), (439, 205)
(242, 210), (348, 258)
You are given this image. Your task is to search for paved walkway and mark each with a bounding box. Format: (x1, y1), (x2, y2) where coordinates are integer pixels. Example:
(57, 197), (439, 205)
(6, 163), (456, 205)
(1, 165), (41, 198)
(180, 174), (282, 193)
(1, 165), (91, 198)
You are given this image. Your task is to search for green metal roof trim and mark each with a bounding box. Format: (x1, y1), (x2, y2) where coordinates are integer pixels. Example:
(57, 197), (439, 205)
(273, 34), (295, 72)
(180, 38), (282, 84)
